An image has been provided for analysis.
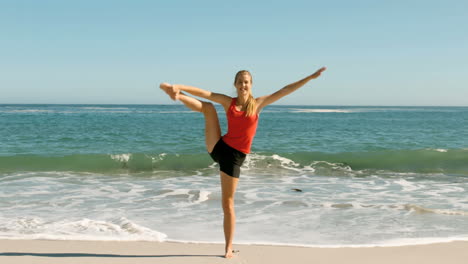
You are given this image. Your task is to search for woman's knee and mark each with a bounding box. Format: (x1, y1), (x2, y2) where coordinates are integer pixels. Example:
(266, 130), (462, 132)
(222, 198), (235, 213)
(201, 102), (216, 114)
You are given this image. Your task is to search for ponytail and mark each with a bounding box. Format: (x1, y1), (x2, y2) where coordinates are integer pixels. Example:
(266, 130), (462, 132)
(245, 93), (257, 117)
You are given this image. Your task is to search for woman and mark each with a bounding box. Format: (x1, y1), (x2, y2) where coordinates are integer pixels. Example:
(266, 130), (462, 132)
(160, 66), (326, 258)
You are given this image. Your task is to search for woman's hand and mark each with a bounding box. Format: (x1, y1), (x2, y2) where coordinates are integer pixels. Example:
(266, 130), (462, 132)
(160, 83), (180, 100)
(310, 67), (327, 79)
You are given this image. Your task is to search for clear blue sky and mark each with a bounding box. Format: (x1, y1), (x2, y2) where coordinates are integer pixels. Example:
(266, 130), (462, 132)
(1, 0), (467, 106)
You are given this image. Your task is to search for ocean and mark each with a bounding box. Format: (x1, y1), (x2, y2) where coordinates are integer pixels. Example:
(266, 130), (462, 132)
(1, 104), (467, 247)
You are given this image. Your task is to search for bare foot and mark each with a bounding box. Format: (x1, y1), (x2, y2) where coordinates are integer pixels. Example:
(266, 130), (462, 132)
(159, 83), (179, 100)
(224, 249), (239, 258)
(224, 250), (233, 258)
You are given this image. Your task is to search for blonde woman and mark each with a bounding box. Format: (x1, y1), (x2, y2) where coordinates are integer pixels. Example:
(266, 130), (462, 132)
(160, 66), (326, 258)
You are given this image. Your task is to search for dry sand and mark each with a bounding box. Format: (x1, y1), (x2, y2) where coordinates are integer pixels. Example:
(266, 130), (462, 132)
(1, 239), (467, 264)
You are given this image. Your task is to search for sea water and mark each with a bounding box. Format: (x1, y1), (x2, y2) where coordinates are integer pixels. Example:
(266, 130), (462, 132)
(1, 104), (467, 247)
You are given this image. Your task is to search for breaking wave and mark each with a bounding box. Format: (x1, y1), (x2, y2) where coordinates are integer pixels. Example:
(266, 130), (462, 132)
(1, 148), (467, 176)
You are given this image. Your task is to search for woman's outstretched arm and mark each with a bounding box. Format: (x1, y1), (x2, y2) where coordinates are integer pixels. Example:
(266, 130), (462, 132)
(256, 67), (326, 111)
(160, 83), (231, 107)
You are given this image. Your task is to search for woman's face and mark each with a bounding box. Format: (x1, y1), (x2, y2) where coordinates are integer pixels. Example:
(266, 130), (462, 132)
(235, 73), (252, 98)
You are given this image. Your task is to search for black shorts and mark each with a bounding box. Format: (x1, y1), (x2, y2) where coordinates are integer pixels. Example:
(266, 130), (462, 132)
(209, 138), (246, 178)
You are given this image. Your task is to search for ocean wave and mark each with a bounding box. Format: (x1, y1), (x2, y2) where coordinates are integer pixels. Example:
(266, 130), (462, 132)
(285, 107), (468, 114)
(2, 109), (55, 113)
(288, 108), (354, 113)
(0, 108), (197, 115)
(80, 107), (130, 110)
(0, 216), (167, 241)
(402, 204), (468, 216)
(1, 149), (468, 175)
(2, 214), (467, 247)
(318, 203), (468, 216)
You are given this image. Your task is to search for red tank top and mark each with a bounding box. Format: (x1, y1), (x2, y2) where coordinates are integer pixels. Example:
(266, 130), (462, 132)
(222, 98), (259, 154)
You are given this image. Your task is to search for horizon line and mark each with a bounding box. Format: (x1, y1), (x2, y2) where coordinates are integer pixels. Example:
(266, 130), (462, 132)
(0, 103), (466, 108)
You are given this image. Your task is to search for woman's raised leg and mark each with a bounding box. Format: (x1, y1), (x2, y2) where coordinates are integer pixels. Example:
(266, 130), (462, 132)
(177, 93), (221, 152)
(161, 86), (221, 152)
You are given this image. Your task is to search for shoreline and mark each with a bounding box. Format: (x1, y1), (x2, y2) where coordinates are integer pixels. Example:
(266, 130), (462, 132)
(1, 239), (467, 264)
(163, 236), (468, 248)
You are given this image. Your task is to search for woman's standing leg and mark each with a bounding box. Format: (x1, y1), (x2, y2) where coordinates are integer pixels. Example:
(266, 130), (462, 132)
(178, 91), (239, 258)
(220, 171), (239, 258)
(162, 87), (236, 258)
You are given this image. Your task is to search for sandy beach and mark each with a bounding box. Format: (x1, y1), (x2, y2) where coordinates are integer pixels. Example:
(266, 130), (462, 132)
(0, 239), (467, 264)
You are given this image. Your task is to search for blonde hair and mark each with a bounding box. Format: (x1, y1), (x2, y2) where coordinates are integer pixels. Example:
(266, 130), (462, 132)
(234, 70), (257, 116)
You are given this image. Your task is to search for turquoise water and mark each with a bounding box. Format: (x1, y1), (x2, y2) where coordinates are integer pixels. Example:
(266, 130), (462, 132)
(1, 104), (467, 246)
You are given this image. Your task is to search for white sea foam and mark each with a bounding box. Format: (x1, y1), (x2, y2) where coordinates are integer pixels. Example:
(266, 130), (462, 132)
(2, 170), (468, 247)
(149, 153), (167, 163)
(0, 217), (167, 241)
(81, 107), (129, 110)
(271, 154), (302, 172)
(310, 160), (352, 171)
(394, 179), (422, 192)
(289, 108), (353, 113)
(4, 209), (467, 247)
(158, 189), (190, 198)
(242, 153), (316, 174)
(285, 107), (463, 114)
(434, 149), (448, 152)
(158, 111), (195, 114)
(197, 190), (211, 203)
(4, 109), (54, 113)
(157, 189), (212, 207)
(110, 154), (131, 163)
(403, 204), (468, 216)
